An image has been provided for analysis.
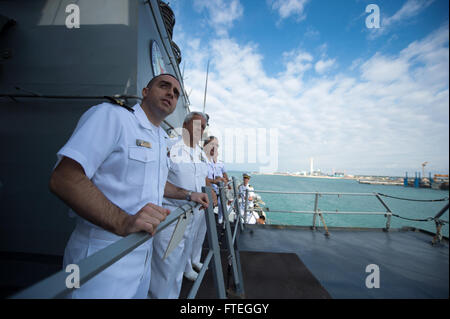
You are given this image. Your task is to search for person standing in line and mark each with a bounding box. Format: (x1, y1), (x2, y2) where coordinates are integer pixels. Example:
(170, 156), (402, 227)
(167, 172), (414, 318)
(238, 173), (257, 224)
(49, 74), (208, 298)
(204, 136), (229, 224)
(149, 111), (215, 298)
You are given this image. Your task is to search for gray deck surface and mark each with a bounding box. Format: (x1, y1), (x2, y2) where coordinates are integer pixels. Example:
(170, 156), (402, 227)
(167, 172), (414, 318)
(180, 250), (331, 299)
(2, 225), (447, 299)
(237, 225), (449, 299)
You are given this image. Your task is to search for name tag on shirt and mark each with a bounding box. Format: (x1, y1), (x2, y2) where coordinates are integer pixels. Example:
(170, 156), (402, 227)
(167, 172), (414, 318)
(136, 139), (152, 148)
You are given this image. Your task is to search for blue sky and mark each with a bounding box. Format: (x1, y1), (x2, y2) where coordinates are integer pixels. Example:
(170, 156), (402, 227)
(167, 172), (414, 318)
(169, 0), (449, 176)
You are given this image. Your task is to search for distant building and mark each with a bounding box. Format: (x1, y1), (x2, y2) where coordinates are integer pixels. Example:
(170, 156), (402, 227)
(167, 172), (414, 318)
(334, 172), (345, 177)
(311, 169), (322, 176)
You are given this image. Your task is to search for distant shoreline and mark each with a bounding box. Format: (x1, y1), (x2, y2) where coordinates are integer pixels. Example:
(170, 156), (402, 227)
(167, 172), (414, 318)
(249, 172), (412, 187)
(251, 173), (357, 180)
(229, 171), (433, 187)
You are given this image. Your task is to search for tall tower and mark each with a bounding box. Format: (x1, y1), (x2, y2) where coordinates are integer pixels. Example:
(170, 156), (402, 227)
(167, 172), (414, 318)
(310, 157), (314, 175)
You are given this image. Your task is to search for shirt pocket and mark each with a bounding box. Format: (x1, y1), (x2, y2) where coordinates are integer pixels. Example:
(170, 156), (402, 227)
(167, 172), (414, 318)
(127, 146), (156, 186)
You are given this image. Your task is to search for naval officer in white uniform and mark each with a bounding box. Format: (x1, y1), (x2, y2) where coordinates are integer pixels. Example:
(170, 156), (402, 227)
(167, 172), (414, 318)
(49, 74), (209, 298)
(238, 173), (258, 224)
(149, 111), (213, 298)
(204, 136), (229, 224)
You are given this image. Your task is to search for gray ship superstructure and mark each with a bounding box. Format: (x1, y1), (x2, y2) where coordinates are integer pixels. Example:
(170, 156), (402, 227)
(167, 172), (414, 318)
(0, 0), (189, 296)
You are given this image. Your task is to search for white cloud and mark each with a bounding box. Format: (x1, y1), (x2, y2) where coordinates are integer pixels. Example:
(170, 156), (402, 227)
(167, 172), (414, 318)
(176, 23), (449, 175)
(383, 0), (435, 28)
(281, 49), (313, 77)
(360, 54), (410, 82)
(193, 0), (243, 36)
(369, 0), (435, 39)
(269, 0), (310, 21)
(315, 58), (336, 74)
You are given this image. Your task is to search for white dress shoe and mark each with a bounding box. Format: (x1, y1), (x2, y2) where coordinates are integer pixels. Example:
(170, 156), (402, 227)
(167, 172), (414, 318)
(192, 262), (203, 272)
(184, 270), (198, 281)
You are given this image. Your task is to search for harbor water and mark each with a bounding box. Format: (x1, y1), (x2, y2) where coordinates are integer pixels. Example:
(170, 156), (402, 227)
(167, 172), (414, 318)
(228, 172), (449, 237)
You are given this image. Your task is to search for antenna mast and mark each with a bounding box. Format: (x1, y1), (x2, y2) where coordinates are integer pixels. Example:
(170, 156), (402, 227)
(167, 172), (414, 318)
(202, 59), (210, 113)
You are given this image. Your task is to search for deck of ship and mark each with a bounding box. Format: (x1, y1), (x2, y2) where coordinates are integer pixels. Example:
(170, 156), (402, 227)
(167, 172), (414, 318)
(2, 224), (447, 299)
(180, 224), (449, 299)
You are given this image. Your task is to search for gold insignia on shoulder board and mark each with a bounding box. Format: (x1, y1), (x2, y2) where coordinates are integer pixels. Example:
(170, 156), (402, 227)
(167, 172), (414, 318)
(136, 139), (152, 148)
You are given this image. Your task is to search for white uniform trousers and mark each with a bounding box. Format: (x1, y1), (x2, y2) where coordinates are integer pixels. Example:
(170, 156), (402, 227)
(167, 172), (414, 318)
(149, 207), (198, 299)
(239, 204), (257, 224)
(216, 196), (224, 223)
(185, 208), (207, 273)
(63, 220), (152, 299)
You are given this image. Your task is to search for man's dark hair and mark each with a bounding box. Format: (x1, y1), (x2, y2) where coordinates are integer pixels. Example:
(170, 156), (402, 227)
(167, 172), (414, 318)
(146, 73), (181, 89)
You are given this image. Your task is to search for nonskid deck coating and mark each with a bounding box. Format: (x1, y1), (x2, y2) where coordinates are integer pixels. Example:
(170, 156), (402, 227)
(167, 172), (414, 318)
(180, 249), (331, 299)
(237, 225), (449, 298)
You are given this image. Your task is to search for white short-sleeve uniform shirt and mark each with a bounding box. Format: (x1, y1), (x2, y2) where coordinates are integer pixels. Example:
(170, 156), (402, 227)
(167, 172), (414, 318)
(162, 137), (209, 209)
(239, 184), (255, 208)
(57, 102), (170, 215)
(206, 158), (227, 194)
(56, 102), (170, 298)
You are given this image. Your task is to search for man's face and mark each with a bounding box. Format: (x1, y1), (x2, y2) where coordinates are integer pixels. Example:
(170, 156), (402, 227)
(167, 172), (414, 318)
(184, 115), (207, 145)
(142, 75), (181, 118)
(244, 177), (250, 185)
(205, 139), (219, 156)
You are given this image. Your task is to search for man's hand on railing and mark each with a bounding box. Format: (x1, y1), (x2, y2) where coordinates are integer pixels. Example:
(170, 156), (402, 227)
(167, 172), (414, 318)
(213, 177), (227, 185)
(120, 203), (170, 236)
(191, 192), (210, 210)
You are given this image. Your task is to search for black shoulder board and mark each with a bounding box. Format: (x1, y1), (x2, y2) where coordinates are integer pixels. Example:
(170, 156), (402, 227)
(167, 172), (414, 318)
(104, 96), (134, 113)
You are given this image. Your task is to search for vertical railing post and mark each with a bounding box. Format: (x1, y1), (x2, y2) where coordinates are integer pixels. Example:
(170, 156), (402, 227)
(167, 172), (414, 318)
(375, 193), (393, 231)
(432, 203), (449, 245)
(244, 189), (249, 226)
(219, 182), (245, 297)
(202, 186), (226, 299)
(432, 220), (444, 245)
(312, 193), (319, 230)
(232, 177), (244, 231)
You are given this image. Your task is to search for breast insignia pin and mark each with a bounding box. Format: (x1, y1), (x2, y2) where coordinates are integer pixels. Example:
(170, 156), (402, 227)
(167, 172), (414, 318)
(136, 139), (152, 148)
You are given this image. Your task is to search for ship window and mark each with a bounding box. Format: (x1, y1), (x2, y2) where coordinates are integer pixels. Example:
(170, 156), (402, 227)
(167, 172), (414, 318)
(150, 40), (167, 76)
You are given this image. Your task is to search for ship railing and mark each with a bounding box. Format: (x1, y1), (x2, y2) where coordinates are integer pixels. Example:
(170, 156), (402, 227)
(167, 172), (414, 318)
(213, 178), (246, 297)
(10, 186), (228, 299)
(239, 189), (449, 239)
